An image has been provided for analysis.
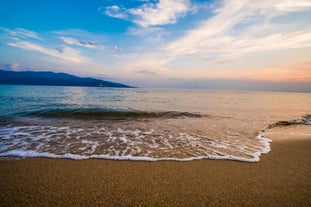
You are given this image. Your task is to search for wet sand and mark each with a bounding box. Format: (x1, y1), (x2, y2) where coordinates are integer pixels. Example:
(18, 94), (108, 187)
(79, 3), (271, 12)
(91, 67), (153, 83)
(0, 134), (310, 206)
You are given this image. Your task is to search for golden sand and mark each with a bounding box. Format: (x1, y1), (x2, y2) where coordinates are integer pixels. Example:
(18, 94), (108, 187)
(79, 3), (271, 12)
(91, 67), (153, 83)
(0, 136), (310, 206)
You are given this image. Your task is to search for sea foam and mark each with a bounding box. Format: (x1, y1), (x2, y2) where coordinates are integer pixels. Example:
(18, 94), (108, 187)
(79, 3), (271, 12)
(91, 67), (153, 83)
(0, 125), (271, 162)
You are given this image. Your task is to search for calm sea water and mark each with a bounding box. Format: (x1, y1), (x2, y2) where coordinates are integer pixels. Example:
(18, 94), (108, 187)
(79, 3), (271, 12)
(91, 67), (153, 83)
(0, 85), (310, 162)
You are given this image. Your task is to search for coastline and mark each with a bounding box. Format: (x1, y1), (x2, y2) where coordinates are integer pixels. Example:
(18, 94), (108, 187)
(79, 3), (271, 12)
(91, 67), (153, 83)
(0, 134), (310, 206)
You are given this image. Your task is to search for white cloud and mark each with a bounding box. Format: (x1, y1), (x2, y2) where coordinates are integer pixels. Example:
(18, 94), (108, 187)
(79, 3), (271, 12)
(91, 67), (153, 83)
(112, 45), (123, 53)
(104, 5), (128, 18)
(129, 0), (191, 27)
(165, 0), (311, 62)
(0, 27), (41, 40)
(15, 28), (41, 40)
(8, 40), (88, 63)
(103, 0), (192, 27)
(274, 0), (311, 12)
(59, 37), (99, 48)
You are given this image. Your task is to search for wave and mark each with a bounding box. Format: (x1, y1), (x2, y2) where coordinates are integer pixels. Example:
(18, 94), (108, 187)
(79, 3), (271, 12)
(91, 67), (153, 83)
(18, 108), (203, 120)
(268, 114), (311, 128)
(0, 125), (271, 162)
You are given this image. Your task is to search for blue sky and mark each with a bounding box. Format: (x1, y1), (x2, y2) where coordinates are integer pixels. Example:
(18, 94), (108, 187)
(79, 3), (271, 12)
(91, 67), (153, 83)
(0, 0), (311, 91)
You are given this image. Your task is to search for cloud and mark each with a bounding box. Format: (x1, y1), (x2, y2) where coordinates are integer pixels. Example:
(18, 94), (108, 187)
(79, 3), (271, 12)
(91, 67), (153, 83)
(10, 63), (19, 71)
(127, 26), (168, 50)
(122, 53), (175, 78)
(145, 78), (311, 92)
(127, 26), (163, 36)
(53, 29), (103, 39)
(80, 40), (98, 47)
(112, 45), (123, 53)
(8, 40), (88, 63)
(0, 27), (41, 40)
(103, 0), (193, 27)
(127, 26), (167, 40)
(129, 0), (191, 27)
(59, 37), (99, 48)
(165, 0), (311, 62)
(0, 63), (19, 71)
(14, 28), (41, 40)
(134, 69), (157, 76)
(104, 5), (128, 18)
(55, 45), (66, 53)
(274, 0), (311, 12)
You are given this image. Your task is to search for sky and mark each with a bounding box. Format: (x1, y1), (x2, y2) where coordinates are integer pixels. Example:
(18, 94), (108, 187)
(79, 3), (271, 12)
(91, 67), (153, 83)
(0, 0), (311, 91)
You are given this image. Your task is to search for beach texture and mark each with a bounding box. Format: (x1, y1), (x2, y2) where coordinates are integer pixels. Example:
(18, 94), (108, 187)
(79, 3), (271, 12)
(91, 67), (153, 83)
(0, 133), (310, 207)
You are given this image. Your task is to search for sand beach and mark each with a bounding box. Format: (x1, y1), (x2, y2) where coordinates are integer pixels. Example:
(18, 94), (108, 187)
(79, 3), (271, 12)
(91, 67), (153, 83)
(0, 128), (310, 207)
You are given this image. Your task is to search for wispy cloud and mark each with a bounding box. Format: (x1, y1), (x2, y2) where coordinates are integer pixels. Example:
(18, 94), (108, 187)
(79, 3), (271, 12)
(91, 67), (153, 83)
(0, 27), (41, 40)
(121, 52), (175, 79)
(127, 26), (164, 36)
(59, 37), (99, 48)
(165, 0), (311, 61)
(8, 40), (88, 63)
(273, 1), (311, 12)
(112, 45), (123, 53)
(0, 63), (19, 71)
(102, 0), (193, 27)
(55, 45), (66, 54)
(127, 26), (167, 49)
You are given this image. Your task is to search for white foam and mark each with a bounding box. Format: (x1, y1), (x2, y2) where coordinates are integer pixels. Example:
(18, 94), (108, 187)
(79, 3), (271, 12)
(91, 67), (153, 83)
(0, 125), (272, 162)
(0, 149), (268, 162)
(256, 132), (272, 154)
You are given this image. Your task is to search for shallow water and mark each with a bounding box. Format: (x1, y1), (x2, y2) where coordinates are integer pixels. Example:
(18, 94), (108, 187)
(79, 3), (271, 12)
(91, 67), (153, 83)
(0, 85), (310, 162)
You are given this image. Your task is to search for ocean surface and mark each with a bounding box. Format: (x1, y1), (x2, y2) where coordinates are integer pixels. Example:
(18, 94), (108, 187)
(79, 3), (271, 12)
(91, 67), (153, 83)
(0, 85), (310, 162)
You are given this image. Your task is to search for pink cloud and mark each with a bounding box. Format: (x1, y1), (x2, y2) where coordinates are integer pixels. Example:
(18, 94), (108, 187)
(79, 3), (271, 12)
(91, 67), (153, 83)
(10, 63), (19, 71)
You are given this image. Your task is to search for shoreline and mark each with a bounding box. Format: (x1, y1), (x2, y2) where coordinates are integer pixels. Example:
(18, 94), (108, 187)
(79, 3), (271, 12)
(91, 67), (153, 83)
(1, 136), (311, 206)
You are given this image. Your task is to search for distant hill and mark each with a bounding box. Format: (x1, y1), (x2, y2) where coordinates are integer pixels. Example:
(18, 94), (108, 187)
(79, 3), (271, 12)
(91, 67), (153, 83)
(0, 70), (133, 88)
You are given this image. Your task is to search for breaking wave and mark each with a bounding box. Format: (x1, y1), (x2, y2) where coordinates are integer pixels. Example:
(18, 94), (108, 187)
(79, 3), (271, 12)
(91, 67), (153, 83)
(0, 122), (271, 162)
(18, 108), (202, 120)
(268, 114), (311, 128)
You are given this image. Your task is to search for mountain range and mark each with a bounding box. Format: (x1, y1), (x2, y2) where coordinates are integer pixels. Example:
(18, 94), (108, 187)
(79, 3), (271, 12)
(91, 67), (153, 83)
(0, 70), (132, 88)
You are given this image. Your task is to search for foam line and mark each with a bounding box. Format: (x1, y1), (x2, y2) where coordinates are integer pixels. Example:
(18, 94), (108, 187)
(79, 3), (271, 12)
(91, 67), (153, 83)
(0, 126), (272, 162)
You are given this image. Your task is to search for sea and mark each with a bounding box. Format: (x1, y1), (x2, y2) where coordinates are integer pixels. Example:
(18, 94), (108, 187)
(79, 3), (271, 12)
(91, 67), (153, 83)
(0, 85), (310, 162)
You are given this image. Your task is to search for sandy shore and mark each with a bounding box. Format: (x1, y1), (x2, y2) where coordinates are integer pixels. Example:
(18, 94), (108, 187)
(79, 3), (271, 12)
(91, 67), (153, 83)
(1, 133), (311, 206)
